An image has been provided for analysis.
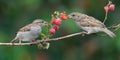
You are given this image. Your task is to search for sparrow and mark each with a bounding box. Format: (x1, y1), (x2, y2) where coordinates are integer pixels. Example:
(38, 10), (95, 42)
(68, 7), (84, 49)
(68, 12), (116, 38)
(11, 19), (49, 43)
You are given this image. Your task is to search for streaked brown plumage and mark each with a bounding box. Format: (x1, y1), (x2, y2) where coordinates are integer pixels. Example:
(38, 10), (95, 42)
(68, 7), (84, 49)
(11, 19), (48, 43)
(68, 12), (115, 38)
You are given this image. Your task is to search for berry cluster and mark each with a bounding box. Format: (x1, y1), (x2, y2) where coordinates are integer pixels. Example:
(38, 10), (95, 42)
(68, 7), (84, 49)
(49, 11), (68, 34)
(104, 1), (115, 13)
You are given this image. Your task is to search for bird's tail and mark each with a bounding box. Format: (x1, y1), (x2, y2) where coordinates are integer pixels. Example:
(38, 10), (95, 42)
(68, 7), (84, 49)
(102, 28), (116, 38)
(10, 37), (18, 43)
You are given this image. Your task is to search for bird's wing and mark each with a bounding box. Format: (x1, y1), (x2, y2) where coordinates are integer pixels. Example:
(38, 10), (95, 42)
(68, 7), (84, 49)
(80, 17), (105, 28)
(19, 24), (32, 32)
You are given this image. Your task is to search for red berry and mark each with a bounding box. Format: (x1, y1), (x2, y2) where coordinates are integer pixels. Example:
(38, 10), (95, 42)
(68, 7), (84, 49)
(60, 13), (68, 20)
(54, 19), (62, 26)
(53, 25), (59, 31)
(109, 4), (115, 11)
(49, 28), (56, 34)
(51, 19), (56, 24)
(104, 6), (109, 13)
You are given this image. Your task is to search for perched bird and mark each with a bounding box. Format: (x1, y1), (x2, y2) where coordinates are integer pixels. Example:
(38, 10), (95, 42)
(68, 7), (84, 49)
(68, 12), (115, 38)
(11, 19), (49, 43)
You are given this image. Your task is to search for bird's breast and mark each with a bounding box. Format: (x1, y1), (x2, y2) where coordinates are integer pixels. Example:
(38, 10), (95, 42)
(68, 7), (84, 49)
(81, 27), (101, 33)
(30, 26), (41, 35)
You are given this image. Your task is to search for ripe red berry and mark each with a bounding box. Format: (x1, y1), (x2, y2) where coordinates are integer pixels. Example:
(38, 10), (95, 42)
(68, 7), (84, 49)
(104, 6), (109, 13)
(109, 4), (115, 11)
(51, 19), (56, 24)
(60, 13), (68, 20)
(53, 25), (59, 31)
(49, 28), (56, 34)
(54, 19), (62, 26)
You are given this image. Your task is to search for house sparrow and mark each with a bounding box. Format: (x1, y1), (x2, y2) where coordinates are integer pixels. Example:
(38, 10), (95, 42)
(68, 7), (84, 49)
(68, 12), (115, 38)
(11, 19), (49, 43)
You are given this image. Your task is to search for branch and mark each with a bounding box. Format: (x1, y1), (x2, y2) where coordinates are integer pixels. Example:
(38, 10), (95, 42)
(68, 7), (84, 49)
(0, 23), (120, 46)
(0, 32), (86, 46)
(108, 24), (120, 28)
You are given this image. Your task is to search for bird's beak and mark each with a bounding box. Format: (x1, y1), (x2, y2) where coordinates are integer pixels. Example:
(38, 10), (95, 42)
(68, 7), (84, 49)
(43, 23), (50, 26)
(68, 15), (72, 18)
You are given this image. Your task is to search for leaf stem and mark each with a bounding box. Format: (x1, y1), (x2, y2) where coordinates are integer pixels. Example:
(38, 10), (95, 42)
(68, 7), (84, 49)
(103, 12), (108, 23)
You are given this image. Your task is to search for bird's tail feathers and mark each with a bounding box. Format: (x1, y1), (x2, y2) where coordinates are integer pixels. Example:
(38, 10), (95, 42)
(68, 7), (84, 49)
(10, 37), (18, 43)
(102, 28), (116, 38)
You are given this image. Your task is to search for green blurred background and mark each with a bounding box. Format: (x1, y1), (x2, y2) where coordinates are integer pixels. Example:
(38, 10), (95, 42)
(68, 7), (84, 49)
(0, 0), (120, 60)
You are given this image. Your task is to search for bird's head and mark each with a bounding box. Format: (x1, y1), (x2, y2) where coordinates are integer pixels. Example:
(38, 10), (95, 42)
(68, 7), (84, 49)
(68, 12), (84, 21)
(32, 19), (49, 26)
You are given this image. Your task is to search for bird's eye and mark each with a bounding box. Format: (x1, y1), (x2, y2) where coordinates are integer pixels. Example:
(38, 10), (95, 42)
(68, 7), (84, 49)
(41, 21), (44, 23)
(72, 14), (75, 16)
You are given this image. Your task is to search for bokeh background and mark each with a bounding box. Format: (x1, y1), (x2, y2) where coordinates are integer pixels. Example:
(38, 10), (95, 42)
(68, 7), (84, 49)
(0, 0), (120, 60)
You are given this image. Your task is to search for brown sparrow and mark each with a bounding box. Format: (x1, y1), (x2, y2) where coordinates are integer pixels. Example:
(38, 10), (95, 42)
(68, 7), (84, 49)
(11, 19), (49, 43)
(68, 12), (115, 38)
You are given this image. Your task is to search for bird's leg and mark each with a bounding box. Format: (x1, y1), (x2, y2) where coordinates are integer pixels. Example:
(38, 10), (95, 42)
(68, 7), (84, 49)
(32, 39), (36, 42)
(86, 30), (95, 35)
(18, 40), (22, 46)
(81, 31), (87, 36)
(30, 39), (36, 45)
(19, 40), (22, 44)
(86, 32), (91, 35)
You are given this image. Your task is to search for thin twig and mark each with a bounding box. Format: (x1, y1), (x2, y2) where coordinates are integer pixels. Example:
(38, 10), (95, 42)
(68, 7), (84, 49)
(0, 23), (120, 46)
(108, 24), (120, 28)
(103, 12), (108, 23)
(0, 32), (86, 46)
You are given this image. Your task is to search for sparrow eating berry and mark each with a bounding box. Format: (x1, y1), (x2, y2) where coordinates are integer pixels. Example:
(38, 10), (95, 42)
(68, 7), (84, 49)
(68, 12), (115, 38)
(11, 19), (49, 43)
